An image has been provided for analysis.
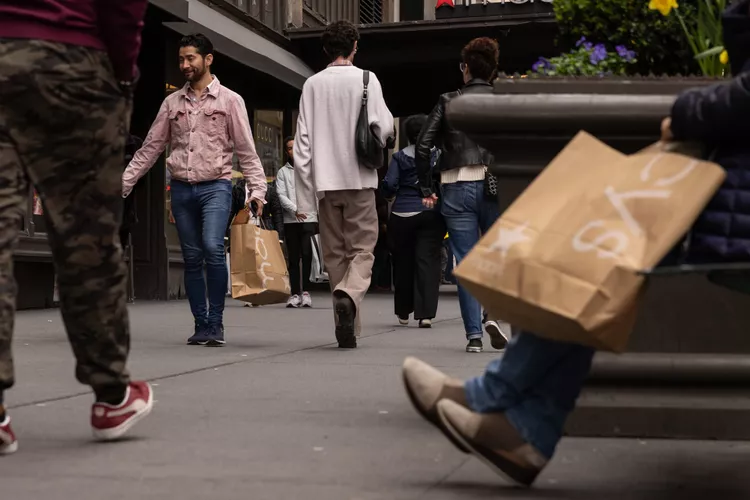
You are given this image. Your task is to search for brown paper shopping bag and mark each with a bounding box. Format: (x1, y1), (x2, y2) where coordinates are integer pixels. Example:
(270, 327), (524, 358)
(230, 210), (291, 305)
(454, 132), (725, 352)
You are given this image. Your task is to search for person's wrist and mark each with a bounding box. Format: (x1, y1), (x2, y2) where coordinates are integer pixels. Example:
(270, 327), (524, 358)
(117, 67), (140, 98)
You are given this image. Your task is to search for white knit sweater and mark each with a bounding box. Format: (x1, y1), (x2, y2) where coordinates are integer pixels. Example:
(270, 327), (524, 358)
(293, 65), (394, 214)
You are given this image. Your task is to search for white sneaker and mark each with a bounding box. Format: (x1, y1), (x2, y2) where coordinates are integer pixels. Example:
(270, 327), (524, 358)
(398, 316), (409, 326)
(484, 320), (511, 350)
(301, 292), (312, 308)
(287, 295), (301, 308)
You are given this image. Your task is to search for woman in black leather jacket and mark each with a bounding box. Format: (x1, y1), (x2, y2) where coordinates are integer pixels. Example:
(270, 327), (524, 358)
(414, 37), (510, 354)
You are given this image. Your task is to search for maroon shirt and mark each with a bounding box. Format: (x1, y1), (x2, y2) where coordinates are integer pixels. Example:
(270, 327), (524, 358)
(0, 0), (148, 81)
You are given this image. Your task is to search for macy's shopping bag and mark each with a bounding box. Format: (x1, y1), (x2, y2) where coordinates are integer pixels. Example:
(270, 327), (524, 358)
(230, 209), (291, 305)
(454, 132), (725, 352)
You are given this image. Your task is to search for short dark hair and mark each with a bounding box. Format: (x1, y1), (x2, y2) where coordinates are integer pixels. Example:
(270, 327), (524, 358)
(461, 37), (499, 82)
(404, 115), (427, 145)
(284, 136), (294, 145)
(322, 21), (360, 61)
(180, 33), (214, 57)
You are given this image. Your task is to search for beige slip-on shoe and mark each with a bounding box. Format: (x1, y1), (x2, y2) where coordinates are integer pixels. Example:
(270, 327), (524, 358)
(402, 357), (470, 453)
(437, 399), (548, 487)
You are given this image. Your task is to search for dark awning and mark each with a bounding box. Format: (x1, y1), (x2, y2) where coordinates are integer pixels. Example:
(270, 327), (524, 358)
(150, 0), (189, 20)
(164, 0), (313, 90)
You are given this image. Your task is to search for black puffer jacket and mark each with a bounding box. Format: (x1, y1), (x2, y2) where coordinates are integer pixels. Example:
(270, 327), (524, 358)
(671, 0), (750, 264)
(415, 78), (495, 197)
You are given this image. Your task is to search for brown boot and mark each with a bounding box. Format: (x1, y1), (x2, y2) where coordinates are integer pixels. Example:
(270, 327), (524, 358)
(402, 357), (470, 453)
(437, 399), (547, 487)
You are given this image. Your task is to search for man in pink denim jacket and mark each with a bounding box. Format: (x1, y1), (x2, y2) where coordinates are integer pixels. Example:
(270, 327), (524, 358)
(123, 34), (267, 347)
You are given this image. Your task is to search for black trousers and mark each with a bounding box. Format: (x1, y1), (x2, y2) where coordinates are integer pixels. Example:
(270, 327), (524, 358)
(285, 222), (318, 295)
(388, 211), (446, 320)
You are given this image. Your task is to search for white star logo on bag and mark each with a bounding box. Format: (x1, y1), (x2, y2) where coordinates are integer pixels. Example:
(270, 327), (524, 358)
(489, 221), (531, 259)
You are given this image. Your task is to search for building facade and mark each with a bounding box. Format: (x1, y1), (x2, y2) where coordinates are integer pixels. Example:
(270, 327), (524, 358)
(14, 0), (556, 308)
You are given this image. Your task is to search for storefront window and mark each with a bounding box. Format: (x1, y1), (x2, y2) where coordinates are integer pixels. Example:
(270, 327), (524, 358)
(254, 110), (283, 180)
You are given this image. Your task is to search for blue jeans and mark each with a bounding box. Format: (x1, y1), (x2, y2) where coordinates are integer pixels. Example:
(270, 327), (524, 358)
(441, 180), (500, 339)
(170, 180), (232, 328)
(465, 332), (595, 459)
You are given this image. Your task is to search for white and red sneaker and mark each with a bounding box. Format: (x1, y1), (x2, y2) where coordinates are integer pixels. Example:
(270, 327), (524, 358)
(0, 415), (18, 455)
(91, 381), (154, 441)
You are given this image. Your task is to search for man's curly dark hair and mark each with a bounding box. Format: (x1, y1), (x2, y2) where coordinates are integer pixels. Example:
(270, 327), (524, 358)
(322, 21), (360, 61)
(461, 37), (499, 82)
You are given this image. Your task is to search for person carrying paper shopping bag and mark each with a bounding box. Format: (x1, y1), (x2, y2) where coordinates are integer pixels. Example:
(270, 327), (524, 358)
(402, 1), (750, 486)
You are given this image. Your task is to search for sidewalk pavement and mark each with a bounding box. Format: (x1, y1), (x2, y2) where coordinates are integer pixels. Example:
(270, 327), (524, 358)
(2, 289), (749, 499)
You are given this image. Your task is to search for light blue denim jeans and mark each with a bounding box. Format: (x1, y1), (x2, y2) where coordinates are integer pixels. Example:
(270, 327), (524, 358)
(440, 180), (500, 339)
(465, 332), (595, 459)
(170, 179), (232, 328)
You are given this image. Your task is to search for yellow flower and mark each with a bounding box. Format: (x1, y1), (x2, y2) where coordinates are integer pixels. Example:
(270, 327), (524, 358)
(720, 50), (729, 65)
(648, 0), (678, 16)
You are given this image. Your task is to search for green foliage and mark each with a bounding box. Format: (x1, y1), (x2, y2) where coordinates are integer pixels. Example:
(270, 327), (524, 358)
(673, 0), (727, 76)
(554, 0), (701, 75)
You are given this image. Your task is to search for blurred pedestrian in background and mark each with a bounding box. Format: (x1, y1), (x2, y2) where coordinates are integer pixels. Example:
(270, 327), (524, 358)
(383, 115), (445, 328)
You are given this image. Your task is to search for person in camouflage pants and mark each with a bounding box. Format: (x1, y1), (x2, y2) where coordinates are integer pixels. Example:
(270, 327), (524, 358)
(0, 40), (135, 421)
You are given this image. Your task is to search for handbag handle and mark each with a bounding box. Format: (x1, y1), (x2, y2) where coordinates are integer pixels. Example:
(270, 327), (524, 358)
(362, 70), (370, 105)
(232, 206), (268, 230)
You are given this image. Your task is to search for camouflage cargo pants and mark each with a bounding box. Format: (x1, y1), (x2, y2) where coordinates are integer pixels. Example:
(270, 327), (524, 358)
(0, 39), (131, 401)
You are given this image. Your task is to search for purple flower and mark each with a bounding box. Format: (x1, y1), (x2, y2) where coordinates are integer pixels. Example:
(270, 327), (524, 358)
(589, 43), (607, 65)
(575, 36), (593, 51)
(615, 45), (636, 62)
(531, 57), (551, 73)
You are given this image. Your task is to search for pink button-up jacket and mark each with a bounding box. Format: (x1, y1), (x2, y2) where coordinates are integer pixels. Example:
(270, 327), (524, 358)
(122, 77), (266, 199)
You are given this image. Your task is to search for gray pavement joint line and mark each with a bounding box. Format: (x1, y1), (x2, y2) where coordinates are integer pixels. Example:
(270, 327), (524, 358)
(6, 315), (460, 410)
(412, 456), (472, 500)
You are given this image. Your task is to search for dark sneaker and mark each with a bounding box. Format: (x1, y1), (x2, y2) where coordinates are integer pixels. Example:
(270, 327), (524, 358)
(206, 325), (226, 347)
(484, 320), (510, 351)
(466, 338), (483, 353)
(187, 325), (210, 346)
(402, 357), (469, 453)
(334, 295), (356, 349)
(0, 415), (18, 455)
(437, 400), (547, 487)
(91, 381), (154, 441)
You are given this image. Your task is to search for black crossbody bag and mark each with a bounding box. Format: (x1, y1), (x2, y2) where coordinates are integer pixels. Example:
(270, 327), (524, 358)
(355, 70), (386, 170)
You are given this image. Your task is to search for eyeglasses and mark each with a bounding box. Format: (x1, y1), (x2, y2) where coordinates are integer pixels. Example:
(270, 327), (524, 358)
(459, 62), (467, 73)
